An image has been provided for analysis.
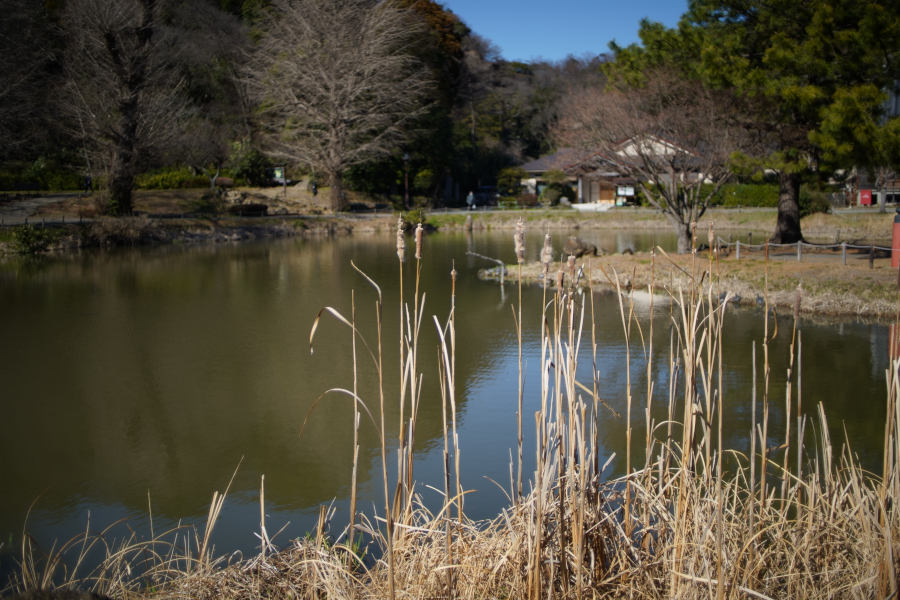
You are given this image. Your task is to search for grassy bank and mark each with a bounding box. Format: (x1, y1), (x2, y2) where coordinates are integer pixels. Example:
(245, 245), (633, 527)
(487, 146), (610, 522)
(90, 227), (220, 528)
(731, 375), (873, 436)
(480, 245), (900, 319)
(426, 207), (893, 243)
(8, 187), (894, 254)
(6, 221), (899, 600)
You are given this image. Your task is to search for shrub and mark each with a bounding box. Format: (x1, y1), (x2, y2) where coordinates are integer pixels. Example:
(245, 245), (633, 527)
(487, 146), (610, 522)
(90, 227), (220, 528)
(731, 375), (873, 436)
(232, 148), (268, 187)
(10, 224), (56, 254)
(1, 158), (84, 191)
(708, 183), (779, 207)
(402, 207), (428, 229)
(413, 168), (434, 193)
(497, 167), (528, 196)
(541, 188), (561, 206)
(543, 168), (567, 185)
(800, 186), (831, 217)
(134, 168), (208, 190)
(518, 193), (538, 207)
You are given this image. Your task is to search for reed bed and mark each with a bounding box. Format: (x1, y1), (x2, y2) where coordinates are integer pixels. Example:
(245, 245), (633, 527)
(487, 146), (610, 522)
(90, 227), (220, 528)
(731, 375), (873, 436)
(6, 220), (900, 600)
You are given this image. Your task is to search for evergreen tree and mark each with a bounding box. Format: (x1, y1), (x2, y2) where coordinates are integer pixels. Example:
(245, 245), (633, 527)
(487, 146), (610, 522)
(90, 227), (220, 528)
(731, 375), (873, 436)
(610, 0), (900, 242)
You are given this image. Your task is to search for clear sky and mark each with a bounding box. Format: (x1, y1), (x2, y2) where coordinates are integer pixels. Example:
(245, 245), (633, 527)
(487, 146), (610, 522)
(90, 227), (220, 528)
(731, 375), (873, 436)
(441, 0), (688, 63)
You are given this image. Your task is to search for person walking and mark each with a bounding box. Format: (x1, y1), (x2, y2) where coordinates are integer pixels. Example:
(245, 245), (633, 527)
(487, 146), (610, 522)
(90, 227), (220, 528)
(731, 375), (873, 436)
(84, 173), (93, 194)
(466, 190), (475, 211)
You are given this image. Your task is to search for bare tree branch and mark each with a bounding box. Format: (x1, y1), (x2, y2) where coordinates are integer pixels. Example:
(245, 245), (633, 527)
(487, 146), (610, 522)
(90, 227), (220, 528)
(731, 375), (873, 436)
(59, 0), (191, 214)
(246, 0), (433, 211)
(554, 68), (754, 253)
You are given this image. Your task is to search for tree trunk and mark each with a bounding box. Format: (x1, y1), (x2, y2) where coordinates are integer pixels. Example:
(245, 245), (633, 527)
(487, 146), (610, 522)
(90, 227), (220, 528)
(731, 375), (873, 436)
(108, 100), (139, 215)
(330, 170), (344, 212)
(108, 166), (134, 215)
(770, 171), (802, 244)
(204, 165), (221, 191)
(676, 221), (692, 254)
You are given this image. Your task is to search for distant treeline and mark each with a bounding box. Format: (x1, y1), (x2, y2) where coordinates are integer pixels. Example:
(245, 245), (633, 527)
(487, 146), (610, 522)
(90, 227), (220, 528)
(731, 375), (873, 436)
(0, 0), (606, 211)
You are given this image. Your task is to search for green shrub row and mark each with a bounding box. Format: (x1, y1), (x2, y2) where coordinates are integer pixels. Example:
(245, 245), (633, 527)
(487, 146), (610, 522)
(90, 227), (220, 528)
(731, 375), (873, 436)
(707, 183), (779, 207)
(134, 168), (209, 190)
(0, 163), (85, 192)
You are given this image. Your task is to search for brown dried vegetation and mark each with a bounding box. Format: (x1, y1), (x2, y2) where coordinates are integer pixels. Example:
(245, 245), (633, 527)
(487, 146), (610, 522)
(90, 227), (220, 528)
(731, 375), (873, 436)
(6, 234), (900, 600)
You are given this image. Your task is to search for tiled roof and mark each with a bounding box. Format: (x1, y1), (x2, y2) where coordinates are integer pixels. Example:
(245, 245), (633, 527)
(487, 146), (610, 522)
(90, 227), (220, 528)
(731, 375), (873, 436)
(520, 148), (598, 173)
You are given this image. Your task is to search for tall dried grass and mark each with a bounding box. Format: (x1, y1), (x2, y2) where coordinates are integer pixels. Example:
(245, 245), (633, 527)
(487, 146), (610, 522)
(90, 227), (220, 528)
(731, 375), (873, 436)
(6, 224), (900, 600)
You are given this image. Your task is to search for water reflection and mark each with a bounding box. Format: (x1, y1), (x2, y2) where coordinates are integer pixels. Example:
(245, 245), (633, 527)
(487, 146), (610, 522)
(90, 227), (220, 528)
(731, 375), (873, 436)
(0, 229), (889, 570)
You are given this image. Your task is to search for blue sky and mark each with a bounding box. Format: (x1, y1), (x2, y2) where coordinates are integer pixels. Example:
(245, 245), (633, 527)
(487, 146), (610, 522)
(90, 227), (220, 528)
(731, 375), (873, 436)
(441, 0), (688, 63)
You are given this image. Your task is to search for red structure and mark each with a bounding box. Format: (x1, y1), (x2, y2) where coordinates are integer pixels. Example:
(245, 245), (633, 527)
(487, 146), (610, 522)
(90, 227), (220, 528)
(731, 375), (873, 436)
(893, 209), (900, 268)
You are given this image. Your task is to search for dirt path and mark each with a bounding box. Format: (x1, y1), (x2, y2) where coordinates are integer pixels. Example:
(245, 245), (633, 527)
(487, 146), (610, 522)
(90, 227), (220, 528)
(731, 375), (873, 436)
(0, 193), (81, 224)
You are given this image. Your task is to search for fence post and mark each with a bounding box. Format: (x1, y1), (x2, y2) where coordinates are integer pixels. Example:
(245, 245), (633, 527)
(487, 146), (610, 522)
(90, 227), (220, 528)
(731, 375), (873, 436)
(842, 242), (847, 265)
(797, 241), (802, 262)
(736, 240), (741, 260)
(870, 245), (875, 269)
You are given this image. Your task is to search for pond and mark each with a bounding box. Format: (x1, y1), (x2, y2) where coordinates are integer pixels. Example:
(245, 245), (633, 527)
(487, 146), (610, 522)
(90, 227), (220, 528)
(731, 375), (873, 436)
(0, 228), (890, 576)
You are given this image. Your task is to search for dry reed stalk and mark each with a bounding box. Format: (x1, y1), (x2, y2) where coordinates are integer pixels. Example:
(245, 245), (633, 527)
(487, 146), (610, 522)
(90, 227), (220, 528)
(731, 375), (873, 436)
(397, 218), (406, 511)
(780, 284), (802, 507)
(642, 250), (656, 552)
(349, 291), (359, 544)
(403, 222), (426, 511)
(532, 411), (543, 600)
(515, 218), (525, 506)
(611, 268), (635, 542)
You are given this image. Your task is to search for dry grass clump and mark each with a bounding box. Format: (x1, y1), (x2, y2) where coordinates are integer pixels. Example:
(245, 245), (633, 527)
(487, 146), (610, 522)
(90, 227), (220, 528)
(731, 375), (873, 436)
(802, 211), (893, 241)
(7, 226), (900, 600)
(484, 248), (900, 319)
(72, 216), (162, 247)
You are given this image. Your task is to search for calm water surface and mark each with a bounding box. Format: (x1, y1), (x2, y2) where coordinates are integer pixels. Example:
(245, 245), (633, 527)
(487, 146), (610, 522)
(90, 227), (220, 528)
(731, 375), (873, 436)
(0, 229), (890, 573)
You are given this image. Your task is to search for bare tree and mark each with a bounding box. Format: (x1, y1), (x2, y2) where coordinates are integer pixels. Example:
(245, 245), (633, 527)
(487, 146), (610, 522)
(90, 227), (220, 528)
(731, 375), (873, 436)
(247, 0), (433, 212)
(555, 69), (752, 253)
(60, 0), (189, 215)
(0, 0), (54, 160)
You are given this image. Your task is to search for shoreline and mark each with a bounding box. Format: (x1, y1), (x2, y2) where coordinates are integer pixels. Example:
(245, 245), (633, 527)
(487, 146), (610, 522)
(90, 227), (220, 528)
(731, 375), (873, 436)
(0, 206), (893, 250)
(2, 209), (897, 320)
(479, 249), (900, 320)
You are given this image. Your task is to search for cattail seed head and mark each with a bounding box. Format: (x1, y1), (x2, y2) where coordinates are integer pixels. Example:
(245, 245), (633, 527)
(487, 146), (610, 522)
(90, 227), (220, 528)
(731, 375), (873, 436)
(514, 218), (525, 264)
(556, 266), (565, 290)
(793, 283), (802, 320)
(567, 255), (576, 281)
(396, 218), (405, 262)
(414, 223), (424, 260)
(541, 233), (553, 274)
(708, 221), (715, 249)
